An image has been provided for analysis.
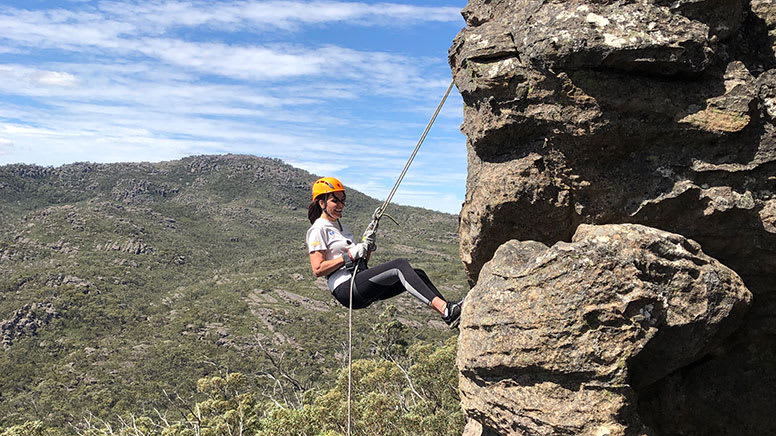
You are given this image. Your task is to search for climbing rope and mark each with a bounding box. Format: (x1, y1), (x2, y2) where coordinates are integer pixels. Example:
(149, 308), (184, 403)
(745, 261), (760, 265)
(347, 259), (357, 436)
(370, 79), (455, 230)
(346, 78), (455, 436)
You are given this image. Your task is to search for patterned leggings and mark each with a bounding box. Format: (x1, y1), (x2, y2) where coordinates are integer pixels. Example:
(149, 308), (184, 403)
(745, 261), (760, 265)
(332, 258), (446, 309)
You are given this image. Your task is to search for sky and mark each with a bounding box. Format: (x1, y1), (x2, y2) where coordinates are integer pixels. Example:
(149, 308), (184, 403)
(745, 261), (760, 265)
(0, 0), (469, 214)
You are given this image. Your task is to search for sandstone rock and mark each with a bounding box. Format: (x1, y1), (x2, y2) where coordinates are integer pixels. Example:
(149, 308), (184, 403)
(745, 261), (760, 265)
(458, 224), (751, 436)
(451, 2), (776, 431)
(450, 0), (776, 284)
(463, 418), (500, 436)
(95, 238), (152, 254)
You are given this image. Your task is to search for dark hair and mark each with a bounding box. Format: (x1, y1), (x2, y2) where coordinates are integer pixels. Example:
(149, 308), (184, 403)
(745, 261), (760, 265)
(308, 195), (324, 224)
(308, 191), (346, 224)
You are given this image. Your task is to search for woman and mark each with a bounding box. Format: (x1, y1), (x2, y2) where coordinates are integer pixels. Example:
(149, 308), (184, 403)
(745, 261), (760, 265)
(306, 177), (462, 327)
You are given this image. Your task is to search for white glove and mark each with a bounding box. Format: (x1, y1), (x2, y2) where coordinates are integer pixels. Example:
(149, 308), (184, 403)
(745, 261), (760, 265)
(363, 214), (379, 251)
(347, 242), (368, 261)
(363, 229), (377, 251)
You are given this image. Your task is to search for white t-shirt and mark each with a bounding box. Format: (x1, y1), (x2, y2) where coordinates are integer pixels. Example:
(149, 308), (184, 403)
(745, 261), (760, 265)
(306, 217), (355, 291)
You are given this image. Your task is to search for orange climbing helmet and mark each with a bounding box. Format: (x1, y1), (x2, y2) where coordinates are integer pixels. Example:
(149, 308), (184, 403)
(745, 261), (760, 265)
(312, 177), (345, 201)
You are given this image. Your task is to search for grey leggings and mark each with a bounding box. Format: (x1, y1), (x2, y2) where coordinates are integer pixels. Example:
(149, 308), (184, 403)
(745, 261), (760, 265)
(332, 258), (445, 309)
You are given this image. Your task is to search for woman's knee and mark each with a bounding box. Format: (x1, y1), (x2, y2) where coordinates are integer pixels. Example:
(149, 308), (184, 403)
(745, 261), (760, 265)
(393, 257), (412, 269)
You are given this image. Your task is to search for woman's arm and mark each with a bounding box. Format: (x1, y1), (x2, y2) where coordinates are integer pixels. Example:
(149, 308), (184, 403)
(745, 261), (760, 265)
(309, 250), (345, 277)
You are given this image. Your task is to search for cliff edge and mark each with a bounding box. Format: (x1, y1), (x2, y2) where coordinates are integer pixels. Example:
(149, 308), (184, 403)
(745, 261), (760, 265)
(450, 0), (776, 434)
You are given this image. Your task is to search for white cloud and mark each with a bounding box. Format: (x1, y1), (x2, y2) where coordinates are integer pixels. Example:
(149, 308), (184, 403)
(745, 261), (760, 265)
(0, 65), (79, 90)
(0, 1), (462, 54)
(0, 8), (135, 50)
(238, 1), (462, 28)
(0, 1), (453, 93)
(34, 71), (78, 87)
(287, 159), (349, 177)
(2, 124), (68, 137)
(96, 1), (461, 31)
(135, 39), (327, 80)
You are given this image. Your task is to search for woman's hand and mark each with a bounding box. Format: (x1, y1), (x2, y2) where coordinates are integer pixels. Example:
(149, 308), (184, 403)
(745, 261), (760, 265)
(347, 242), (368, 261)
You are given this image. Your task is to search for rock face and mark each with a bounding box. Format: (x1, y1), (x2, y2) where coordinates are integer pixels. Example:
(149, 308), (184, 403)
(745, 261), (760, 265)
(450, 0), (776, 434)
(458, 224), (751, 435)
(451, 0), (775, 284)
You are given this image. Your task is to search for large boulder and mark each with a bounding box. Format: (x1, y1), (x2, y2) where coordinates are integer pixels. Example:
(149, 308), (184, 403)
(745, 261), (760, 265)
(458, 224), (751, 436)
(450, 0), (776, 433)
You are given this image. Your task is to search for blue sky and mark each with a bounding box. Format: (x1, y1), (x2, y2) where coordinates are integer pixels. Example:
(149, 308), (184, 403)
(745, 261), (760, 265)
(0, 0), (468, 213)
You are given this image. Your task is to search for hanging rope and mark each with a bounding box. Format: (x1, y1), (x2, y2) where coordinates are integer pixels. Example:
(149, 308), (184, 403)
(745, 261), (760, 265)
(375, 79), (455, 224)
(346, 78), (455, 436)
(347, 263), (355, 436)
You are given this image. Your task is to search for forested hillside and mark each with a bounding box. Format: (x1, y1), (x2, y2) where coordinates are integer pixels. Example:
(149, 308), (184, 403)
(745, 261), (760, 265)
(0, 154), (466, 433)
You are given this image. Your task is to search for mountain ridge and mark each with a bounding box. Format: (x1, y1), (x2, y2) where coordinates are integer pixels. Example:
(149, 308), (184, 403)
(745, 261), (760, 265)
(0, 154), (466, 429)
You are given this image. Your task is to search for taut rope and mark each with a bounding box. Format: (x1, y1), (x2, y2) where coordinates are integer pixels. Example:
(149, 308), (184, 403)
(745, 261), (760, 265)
(346, 78), (455, 436)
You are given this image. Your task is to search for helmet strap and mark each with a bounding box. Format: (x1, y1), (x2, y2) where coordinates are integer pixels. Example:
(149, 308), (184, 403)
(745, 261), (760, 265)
(321, 193), (335, 220)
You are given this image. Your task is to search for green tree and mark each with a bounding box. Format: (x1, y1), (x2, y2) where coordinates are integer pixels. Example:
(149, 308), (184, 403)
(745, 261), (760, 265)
(258, 335), (463, 436)
(0, 421), (59, 436)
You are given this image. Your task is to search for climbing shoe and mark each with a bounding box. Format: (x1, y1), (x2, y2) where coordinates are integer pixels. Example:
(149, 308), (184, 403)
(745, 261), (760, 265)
(443, 299), (463, 328)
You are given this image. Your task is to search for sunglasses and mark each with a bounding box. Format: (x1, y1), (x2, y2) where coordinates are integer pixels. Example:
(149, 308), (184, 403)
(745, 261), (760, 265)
(329, 194), (346, 205)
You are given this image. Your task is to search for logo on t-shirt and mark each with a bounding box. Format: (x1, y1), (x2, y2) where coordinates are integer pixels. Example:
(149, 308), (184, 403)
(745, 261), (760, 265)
(327, 230), (336, 237)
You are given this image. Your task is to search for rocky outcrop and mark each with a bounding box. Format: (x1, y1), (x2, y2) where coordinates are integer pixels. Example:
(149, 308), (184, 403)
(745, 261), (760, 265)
(1, 302), (59, 348)
(451, 0), (775, 285)
(458, 224), (751, 435)
(451, 0), (776, 434)
(112, 178), (181, 203)
(95, 239), (153, 255)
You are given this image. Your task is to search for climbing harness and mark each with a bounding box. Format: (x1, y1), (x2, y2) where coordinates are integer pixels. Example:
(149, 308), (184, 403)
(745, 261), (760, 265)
(345, 78), (455, 436)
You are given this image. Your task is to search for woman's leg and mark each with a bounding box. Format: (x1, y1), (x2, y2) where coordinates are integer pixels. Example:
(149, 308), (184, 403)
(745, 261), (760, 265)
(330, 259), (462, 326)
(331, 258), (446, 309)
(414, 268), (445, 299)
(331, 275), (398, 309)
(356, 258), (446, 306)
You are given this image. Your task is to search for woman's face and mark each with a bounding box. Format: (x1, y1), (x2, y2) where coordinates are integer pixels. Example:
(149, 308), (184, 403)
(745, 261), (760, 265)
(321, 192), (346, 220)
